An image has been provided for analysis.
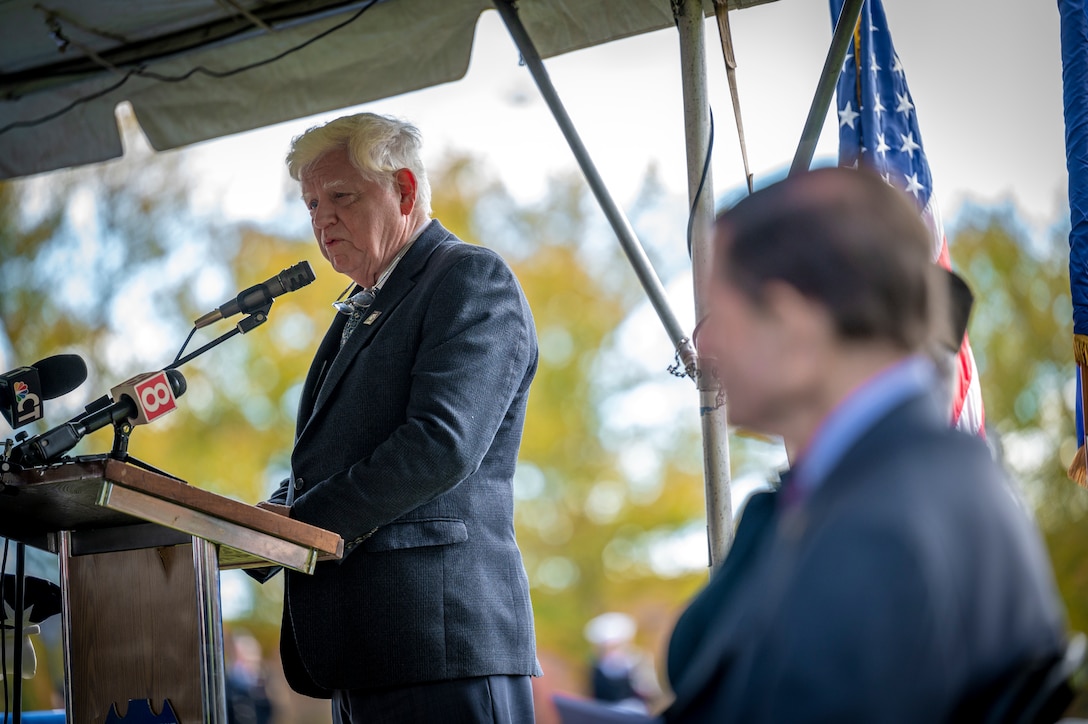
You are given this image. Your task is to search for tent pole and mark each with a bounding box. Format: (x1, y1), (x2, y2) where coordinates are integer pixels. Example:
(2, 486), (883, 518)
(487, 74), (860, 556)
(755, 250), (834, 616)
(493, 0), (697, 379)
(789, 0), (864, 175)
(674, 0), (733, 572)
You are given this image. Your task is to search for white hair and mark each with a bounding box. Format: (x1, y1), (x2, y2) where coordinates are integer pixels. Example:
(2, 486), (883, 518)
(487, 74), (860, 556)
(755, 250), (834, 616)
(286, 112), (432, 218)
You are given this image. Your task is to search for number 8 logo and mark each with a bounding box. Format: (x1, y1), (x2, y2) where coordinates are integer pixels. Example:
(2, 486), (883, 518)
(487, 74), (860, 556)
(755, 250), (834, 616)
(141, 381), (172, 412)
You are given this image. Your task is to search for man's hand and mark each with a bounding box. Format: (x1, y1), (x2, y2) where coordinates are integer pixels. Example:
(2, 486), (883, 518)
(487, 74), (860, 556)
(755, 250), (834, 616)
(257, 501), (291, 516)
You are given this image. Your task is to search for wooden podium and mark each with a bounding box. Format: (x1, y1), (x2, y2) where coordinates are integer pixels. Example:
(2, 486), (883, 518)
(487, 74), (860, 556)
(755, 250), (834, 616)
(0, 456), (342, 723)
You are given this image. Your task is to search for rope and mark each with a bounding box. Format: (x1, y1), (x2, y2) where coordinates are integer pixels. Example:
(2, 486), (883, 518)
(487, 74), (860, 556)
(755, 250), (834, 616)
(713, 0), (754, 195)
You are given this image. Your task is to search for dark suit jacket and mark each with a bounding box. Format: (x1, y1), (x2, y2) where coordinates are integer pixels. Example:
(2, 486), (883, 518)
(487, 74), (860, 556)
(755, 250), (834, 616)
(664, 391), (1066, 723)
(265, 220), (541, 696)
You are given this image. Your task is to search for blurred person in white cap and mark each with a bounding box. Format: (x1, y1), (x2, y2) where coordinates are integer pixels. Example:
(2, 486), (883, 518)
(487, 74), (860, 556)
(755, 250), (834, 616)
(585, 612), (657, 714)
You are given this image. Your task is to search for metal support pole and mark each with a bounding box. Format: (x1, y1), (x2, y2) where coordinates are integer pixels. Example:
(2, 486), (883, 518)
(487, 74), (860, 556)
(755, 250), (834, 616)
(493, 0), (697, 378)
(58, 532), (74, 721)
(674, 0), (733, 572)
(789, 0), (864, 175)
(193, 538), (227, 723)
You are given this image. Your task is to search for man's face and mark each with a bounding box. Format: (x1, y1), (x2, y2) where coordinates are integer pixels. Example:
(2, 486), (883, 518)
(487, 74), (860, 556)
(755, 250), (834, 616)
(299, 148), (413, 286)
(696, 226), (825, 436)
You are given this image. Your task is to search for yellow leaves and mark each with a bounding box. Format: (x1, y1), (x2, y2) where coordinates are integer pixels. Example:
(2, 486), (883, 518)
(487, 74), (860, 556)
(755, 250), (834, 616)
(428, 154), (494, 246)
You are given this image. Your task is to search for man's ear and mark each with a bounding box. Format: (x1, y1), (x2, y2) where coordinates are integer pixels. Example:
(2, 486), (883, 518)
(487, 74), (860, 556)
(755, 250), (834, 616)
(394, 168), (417, 216)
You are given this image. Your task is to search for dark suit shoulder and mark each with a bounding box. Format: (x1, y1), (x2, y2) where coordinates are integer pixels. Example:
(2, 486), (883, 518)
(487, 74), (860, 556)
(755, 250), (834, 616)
(420, 241), (528, 314)
(410, 224), (518, 286)
(793, 404), (1065, 710)
(427, 234), (512, 272)
(813, 394), (998, 520)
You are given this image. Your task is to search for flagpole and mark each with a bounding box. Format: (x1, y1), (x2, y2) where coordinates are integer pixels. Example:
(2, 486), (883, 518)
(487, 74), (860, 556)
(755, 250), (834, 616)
(673, 0), (733, 572)
(790, 0), (865, 175)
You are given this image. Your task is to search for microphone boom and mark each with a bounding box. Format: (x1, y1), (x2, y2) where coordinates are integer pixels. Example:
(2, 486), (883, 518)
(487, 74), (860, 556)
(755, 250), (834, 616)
(194, 261), (316, 328)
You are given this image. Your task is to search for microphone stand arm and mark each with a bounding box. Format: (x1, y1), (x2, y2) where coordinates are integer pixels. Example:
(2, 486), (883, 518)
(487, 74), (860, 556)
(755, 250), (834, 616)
(167, 304), (272, 371)
(108, 304), (271, 469)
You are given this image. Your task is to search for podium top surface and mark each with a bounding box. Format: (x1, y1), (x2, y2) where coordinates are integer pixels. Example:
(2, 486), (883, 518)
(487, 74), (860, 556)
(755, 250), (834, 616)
(0, 457), (342, 564)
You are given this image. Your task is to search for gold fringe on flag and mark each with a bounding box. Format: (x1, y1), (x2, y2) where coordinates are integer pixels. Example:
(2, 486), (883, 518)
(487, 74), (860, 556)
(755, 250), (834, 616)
(1074, 334), (1088, 366)
(1067, 335), (1088, 487)
(1069, 434), (1087, 487)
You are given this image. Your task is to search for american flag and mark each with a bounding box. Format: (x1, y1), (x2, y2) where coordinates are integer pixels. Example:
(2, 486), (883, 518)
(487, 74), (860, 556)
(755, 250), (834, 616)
(830, 0), (985, 435)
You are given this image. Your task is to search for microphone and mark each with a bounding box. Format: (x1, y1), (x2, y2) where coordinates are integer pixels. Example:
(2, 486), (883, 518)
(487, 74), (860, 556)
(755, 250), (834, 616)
(9, 369), (186, 467)
(109, 371), (181, 425)
(194, 261), (316, 329)
(0, 354), (88, 430)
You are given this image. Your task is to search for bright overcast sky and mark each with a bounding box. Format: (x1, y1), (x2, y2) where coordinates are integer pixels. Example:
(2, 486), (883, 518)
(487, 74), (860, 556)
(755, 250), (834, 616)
(187, 0), (1066, 233)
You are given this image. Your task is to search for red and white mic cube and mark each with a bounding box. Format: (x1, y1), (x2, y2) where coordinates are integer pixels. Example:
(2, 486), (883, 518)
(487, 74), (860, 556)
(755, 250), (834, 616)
(111, 371), (177, 425)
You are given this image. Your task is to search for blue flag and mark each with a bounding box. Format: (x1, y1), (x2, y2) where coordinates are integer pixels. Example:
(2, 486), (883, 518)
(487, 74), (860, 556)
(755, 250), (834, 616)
(1059, 0), (1088, 484)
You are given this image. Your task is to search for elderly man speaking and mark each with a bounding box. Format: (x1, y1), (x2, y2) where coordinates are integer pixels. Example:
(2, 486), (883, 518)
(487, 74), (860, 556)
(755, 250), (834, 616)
(254, 113), (541, 723)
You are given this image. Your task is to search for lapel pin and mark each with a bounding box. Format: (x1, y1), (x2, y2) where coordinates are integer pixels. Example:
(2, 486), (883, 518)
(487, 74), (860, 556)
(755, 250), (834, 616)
(364, 311), (382, 325)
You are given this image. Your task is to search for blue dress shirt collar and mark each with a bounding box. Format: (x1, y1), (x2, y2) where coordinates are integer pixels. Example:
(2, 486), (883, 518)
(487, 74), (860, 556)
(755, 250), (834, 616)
(789, 355), (937, 503)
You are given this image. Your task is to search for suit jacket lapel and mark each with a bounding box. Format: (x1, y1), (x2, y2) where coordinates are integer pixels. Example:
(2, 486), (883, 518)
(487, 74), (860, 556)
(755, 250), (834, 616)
(295, 314), (345, 437)
(303, 220), (452, 426)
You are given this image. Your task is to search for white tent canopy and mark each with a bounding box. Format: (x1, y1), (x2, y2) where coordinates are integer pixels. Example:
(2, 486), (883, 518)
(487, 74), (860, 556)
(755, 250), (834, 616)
(0, 0), (773, 179)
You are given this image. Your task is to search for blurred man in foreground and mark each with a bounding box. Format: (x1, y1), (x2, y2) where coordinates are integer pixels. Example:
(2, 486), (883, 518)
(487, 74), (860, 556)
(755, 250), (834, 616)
(665, 167), (1067, 722)
(254, 112), (540, 723)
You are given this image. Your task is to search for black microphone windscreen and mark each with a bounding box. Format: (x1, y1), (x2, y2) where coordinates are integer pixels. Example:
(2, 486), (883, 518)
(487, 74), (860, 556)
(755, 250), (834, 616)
(33, 354), (88, 399)
(277, 261), (317, 293)
(165, 368), (187, 397)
